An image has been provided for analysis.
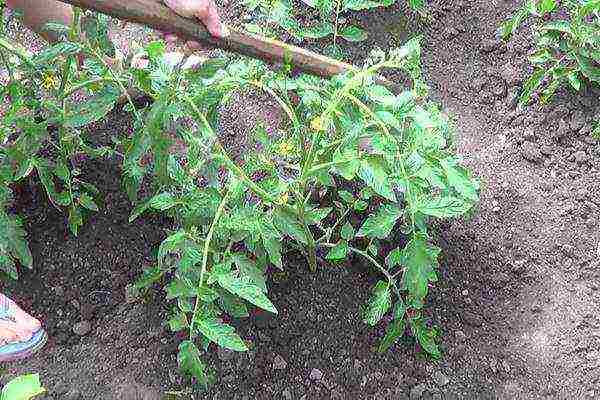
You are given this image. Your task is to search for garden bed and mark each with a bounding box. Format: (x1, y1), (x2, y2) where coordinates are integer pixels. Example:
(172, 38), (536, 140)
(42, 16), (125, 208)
(2, 0), (600, 399)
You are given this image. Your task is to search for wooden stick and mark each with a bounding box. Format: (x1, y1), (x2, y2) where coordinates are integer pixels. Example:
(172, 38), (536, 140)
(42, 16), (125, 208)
(57, 0), (357, 79)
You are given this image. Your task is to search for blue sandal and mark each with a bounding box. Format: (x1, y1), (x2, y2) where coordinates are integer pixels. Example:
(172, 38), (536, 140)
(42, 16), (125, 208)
(0, 294), (47, 362)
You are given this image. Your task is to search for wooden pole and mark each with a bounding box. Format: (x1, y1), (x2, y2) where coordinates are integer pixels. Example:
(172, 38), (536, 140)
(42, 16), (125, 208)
(57, 0), (357, 79)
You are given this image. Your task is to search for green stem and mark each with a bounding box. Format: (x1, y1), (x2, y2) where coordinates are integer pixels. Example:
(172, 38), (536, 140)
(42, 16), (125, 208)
(63, 77), (127, 98)
(183, 94), (289, 209)
(298, 201), (318, 272)
(332, 0), (342, 48)
(248, 79), (308, 163)
(88, 45), (142, 123)
(320, 242), (401, 298)
(0, 36), (34, 69)
(189, 188), (231, 340)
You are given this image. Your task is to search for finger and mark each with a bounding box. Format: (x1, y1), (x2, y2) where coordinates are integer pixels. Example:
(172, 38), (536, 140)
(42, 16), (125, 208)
(195, 3), (223, 38)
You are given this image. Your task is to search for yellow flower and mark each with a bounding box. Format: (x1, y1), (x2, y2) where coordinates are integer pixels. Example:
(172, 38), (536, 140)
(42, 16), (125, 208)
(42, 72), (58, 90)
(277, 141), (294, 156)
(279, 192), (289, 204)
(310, 116), (325, 132)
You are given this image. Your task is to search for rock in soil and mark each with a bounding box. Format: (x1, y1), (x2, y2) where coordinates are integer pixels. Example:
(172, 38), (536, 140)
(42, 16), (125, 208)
(433, 371), (450, 387)
(72, 321), (92, 336)
(521, 141), (543, 163)
(309, 368), (323, 381)
(410, 383), (427, 400)
(272, 354), (288, 370)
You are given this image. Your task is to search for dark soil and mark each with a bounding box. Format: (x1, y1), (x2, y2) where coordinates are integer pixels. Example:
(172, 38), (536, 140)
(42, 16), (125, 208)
(3, 1), (600, 399)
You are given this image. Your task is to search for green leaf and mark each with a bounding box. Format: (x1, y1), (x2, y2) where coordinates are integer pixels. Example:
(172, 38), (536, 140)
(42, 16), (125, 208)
(340, 25), (368, 42)
(135, 265), (164, 290)
(343, 0), (391, 11)
(146, 40), (166, 61)
(439, 159), (479, 202)
(528, 49), (552, 64)
(233, 253), (267, 293)
(305, 207), (332, 224)
(178, 341), (212, 385)
(575, 53), (600, 83)
(33, 41), (81, 64)
(0, 213), (33, 270)
(297, 22), (334, 39)
(363, 280), (391, 326)
(536, 0), (556, 15)
(354, 200), (368, 212)
(414, 196), (473, 218)
(340, 222), (355, 240)
(518, 69), (545, 105)
(218, 290), (249, 318)
(358, 157), (396, 202)
(196, 318), (248, 352)
(338, 190), (355, 204)
(326, 241), (349, 260)
(78, 193), (99, 212)
(273, 208), (308, 244)
(216, 271), (278, 314)
(168, 311), (189, 332)
(1, 374), (46, 400)
(41, 22), (70, 35)
(68, 206), (83, 236)
(64, 84), (120, 128)
(566, 70), (582, 91)
(385, 247), (403, 270)
(377, 302), (406, 352)
(357, 204), (402, 239)
(53, 161), (70, 182)
(158, 230), (187, 263)
(411, 316), (441, 359)
(400, 233), (440, 309)
(165, 278), (197, 299)
(150, 192), (178, 211)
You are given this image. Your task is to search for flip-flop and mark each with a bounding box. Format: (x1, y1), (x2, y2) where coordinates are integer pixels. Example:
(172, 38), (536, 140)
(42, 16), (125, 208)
(0, 294), (47, 363)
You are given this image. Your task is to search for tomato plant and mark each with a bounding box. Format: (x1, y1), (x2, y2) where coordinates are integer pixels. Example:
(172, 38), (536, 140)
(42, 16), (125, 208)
(501, 0), (599, 106)
(243, 0), (425, 58)
(0, 6), (478, 386)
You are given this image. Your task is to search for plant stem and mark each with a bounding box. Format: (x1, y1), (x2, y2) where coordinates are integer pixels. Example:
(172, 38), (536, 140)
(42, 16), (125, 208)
(0, 36), (34, 69)
(319, 242), (402, 299)
(183, 94), (291, 209)
(298, 201), (318, 272)
(189, 187), (231, 340)
(332, 0), (342, 48)
(63, 76), (127, 98)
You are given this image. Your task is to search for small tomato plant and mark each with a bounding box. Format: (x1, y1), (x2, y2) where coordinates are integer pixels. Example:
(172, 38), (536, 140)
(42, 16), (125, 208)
(127, 37), (478, 383)
(500, 0), (599, 105)
(0, 9), (134, 278)
(243, 0), (425, 58)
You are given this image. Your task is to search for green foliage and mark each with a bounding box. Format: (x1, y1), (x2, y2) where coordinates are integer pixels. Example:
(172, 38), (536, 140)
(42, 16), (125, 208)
(125, 36), (476, 380)
(501, 0), (600, 106)
(0, 10), (121, 276)
(1, 374), (46, 400)
(1, 9), (477, 386)
(243, 0), (425, 58)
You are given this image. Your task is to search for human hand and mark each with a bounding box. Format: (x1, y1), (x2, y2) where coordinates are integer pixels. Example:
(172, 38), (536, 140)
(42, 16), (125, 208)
(163, 0), (226, 48)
